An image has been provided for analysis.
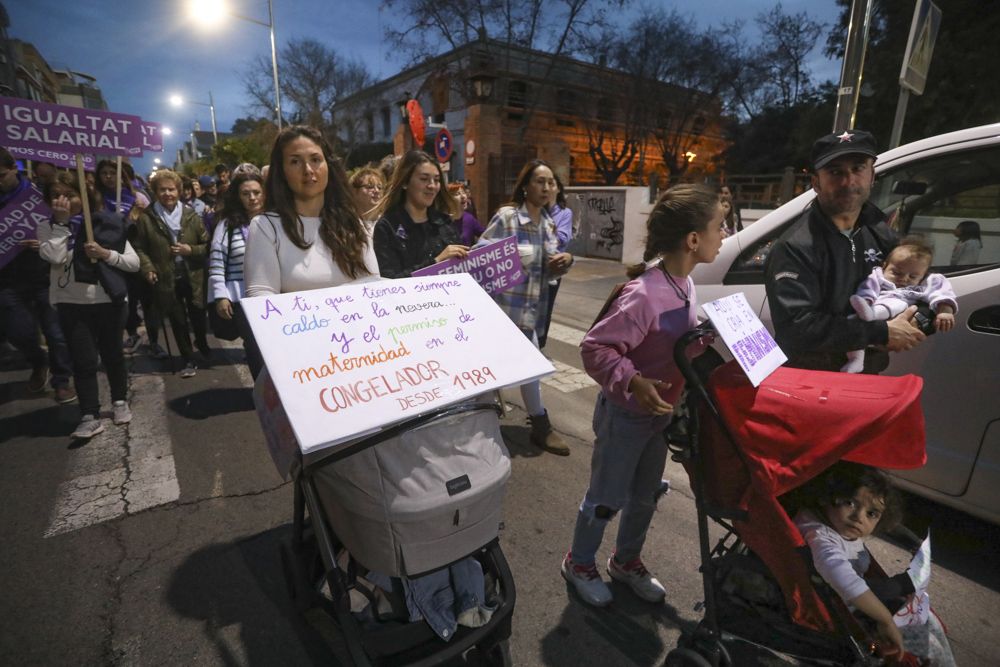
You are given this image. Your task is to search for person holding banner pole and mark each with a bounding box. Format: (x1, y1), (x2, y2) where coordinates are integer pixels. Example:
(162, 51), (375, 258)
(0, 147), (76, 402)
(372, 150), (466, 279)
(245, 125), (378, 299)
(133, 169), (209, 378)
(37, 172), (140, 440)
(479, 159), (573, 456)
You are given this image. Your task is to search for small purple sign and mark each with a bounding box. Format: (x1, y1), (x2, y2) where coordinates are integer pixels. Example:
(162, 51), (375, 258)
(0, 185), (51, 271)
(0, 96), (144, 157)
(412, 235), (526, 295)
(140, 120), (163, 152)
(8, 145), (96, 170)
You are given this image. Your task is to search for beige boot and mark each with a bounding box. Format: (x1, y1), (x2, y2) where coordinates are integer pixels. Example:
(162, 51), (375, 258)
(529, 411), (569, 456)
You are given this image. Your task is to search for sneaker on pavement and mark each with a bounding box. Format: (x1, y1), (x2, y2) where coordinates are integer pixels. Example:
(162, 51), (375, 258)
(561, 553), (612, 607)
(607, 555), (666, 603)
(150, 343), (169, 359)
(179, 362), (197, 378)
(112, 400), (132, 425)
(27, 366), (49, 393)
(54, 385), (78, 404)
(71, 415), (105, 440)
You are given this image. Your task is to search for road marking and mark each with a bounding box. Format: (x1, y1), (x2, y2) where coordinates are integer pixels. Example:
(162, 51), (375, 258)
(546, 321), (586, 348)
(215, 338), (254, 388)
(44, 374), (179, 538)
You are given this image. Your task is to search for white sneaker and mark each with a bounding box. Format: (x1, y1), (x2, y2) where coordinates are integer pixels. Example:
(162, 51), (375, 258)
(608, 555), (666, 603)
(179, 362), (197, 378)
(71, 415), (105, 440)
(561, 553), (612, 607)
(112, 400), (132, 425)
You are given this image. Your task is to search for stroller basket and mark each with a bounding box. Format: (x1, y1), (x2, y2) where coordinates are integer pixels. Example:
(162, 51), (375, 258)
(312, 402), (511, 577)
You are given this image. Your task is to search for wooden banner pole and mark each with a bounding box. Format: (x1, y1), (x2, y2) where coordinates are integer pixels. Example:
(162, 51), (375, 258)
(75, 154), (96, 262)
(115, 156), (123, 213)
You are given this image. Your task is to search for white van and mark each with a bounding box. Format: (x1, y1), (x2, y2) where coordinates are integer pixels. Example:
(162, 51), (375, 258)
(693, 124), (1000, 525)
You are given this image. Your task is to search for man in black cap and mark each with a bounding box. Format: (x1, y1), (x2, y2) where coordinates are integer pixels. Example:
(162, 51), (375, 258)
(764, 129), (926, 372)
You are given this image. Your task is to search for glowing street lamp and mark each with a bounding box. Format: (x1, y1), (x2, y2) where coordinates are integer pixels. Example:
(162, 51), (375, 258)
(189, 0), (282, 129)
(169, 92), (218, 145)
(153, 158), (161, 165)
(162, 126), (173, 136)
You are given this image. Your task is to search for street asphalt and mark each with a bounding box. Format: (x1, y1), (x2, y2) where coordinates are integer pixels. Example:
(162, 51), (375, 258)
(1, 257), (998, 666)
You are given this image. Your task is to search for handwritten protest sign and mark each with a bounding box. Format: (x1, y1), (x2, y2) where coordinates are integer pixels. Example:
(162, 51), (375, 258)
(412, 235), (525, 295)
(8, 146), (96, 170)
(0, 185), (50, 271)
(243, 273), (555, 462)
(895, 533), (932, 627)
(702, 293), (787, 387)
(0, 96), (143, 157)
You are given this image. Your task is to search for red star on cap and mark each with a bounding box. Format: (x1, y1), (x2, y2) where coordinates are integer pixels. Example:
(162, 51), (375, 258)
(837, 131), (854, 143)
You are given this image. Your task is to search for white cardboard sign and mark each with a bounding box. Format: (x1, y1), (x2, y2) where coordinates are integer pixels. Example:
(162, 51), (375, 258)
(242, 273), (555, 458)
(701, 293), (787, 387)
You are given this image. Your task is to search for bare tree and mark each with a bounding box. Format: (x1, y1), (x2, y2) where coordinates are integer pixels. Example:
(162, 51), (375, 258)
(729, 3), (824, 119)
(242, 38), (374, 130)
(583, 9), (739, 184)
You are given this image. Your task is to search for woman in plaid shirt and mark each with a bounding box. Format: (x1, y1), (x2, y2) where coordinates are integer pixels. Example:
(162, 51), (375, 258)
(479, 160), (574, 455)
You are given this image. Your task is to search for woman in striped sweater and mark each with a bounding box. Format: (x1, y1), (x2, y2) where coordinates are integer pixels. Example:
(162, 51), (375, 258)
(209, 169), (265, 378)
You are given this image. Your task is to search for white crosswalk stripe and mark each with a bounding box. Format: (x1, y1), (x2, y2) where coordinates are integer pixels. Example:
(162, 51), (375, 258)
(44, 374), (179, 537)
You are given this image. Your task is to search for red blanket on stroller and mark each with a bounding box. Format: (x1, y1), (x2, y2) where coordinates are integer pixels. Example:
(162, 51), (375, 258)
(702, 362), (925, 632)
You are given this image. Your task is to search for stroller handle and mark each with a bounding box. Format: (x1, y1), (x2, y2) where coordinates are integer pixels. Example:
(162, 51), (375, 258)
(673, 321), (718, 396)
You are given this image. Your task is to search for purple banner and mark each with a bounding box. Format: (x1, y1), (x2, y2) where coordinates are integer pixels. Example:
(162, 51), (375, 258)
(0, 185), (51, 271)
(0, 96), (143, 157)
(8, 145), (96, 170)
(412, 235), (526, 295)
(140, 120), (163, 152)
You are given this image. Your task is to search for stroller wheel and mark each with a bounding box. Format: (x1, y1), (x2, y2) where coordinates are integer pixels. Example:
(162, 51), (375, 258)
(468, 639), (513, 667)
(664, 648), (712, 667)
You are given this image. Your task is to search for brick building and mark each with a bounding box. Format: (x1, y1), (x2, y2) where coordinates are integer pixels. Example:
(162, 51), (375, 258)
(332, 36), (727, 218)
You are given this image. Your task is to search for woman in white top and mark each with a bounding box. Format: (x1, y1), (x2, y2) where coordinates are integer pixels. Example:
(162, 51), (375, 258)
(245, 125), (379, 298)
(37, 173), (141, 440)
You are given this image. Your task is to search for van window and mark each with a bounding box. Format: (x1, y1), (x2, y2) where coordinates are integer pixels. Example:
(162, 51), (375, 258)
(871, 146), (1000, 274)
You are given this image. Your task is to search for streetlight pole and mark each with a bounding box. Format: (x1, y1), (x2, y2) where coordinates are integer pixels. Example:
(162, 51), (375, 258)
(267, 0), (282, 129)
(226, 1), (282, 129)
(170, 93), (218, 145)
(208, 91), (219, 144)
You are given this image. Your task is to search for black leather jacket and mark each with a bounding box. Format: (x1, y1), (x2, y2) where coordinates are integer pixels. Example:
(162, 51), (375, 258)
(764, 200), (898, 371)
(373, 206), (459, 279)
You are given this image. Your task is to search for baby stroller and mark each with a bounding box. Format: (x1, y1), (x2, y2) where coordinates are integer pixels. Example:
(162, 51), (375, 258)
(664, 323), (927, 666)
(277, 397), (515, 666)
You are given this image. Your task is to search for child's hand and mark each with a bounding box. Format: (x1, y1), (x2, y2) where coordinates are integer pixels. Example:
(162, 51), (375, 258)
(876, 619), (905, 658)
(628, 375), (673, 415)
(934, 312), (955, 332)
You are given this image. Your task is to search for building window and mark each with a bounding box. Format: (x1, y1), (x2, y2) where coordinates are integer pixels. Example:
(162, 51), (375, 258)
(597, 97), (614, 122)
(691, 115), (707, 135)
(507, 80), (527, 109)
(365, 113), (375, 142)
(432, 113), (445, 124)
(381, 107), (391, 138)
(556, 89), (577, 116)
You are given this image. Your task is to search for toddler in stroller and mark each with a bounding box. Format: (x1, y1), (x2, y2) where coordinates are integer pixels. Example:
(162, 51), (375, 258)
(664, 328), (952, 667)
(793, 461), (956, 665)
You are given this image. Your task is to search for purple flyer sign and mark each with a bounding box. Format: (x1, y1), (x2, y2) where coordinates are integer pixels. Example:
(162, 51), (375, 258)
(412, 235), (526, 295)
(140, 120), (163, 152)
(8, 145), (96, 170)
(0, 185), (51, 271)
(0, 96), (144, 157)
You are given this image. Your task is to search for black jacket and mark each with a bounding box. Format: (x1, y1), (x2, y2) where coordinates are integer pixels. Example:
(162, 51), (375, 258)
(764, 200), (898, 371)
(372, 206), (459, 279)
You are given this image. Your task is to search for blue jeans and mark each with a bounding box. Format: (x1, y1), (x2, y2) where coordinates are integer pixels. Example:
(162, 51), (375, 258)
(570, 393), (672, 565)
(0, 286), (72, 388)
